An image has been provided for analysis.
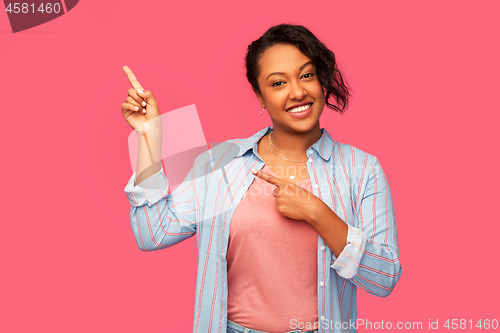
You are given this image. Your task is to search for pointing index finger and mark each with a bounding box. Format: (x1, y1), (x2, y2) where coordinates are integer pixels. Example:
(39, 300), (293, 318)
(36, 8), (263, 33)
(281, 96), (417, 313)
(122, 65), (144, 91)
(252, 169), (287, 186)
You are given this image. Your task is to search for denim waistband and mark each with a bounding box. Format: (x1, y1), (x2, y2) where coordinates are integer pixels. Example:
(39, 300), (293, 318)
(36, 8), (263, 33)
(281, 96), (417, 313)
(227, 319), (319, 333)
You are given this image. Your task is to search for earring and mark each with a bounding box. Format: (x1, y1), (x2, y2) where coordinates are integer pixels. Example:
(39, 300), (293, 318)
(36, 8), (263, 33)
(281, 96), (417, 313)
(260, 107), (266, 116)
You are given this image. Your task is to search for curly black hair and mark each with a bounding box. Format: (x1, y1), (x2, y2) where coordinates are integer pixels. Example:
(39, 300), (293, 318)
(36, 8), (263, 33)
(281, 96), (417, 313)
(245, 23), (352, 113)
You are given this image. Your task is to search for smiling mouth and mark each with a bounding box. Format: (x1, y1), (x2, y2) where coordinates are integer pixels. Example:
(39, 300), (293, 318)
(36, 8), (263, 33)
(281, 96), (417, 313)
(286, 103), (313, 113)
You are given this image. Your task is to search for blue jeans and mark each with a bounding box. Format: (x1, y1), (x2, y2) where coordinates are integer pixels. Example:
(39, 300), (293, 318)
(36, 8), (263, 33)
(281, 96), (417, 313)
(227, 319), (319, 333)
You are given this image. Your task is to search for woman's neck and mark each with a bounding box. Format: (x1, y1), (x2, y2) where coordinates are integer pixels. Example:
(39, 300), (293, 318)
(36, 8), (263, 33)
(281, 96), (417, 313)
(269, 123), (322, 155)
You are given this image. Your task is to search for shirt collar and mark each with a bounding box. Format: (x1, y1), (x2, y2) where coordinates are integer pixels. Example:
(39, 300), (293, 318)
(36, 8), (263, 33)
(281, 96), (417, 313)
(234, 126), (335, 161)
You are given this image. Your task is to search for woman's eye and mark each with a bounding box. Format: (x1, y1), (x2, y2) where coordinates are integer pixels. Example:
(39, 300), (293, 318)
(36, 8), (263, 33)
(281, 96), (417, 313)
(272, 74), (314, 86)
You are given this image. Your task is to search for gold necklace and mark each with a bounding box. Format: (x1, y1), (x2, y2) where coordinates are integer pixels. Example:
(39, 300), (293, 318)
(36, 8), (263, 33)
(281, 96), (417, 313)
(267, 133), (308, 163)
(267, 137), (307, 180)
(269, 131), (308, 156)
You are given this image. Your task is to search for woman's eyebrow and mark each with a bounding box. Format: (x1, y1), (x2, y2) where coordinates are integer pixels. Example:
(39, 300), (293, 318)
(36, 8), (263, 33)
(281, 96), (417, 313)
(266, 61), (314, 82)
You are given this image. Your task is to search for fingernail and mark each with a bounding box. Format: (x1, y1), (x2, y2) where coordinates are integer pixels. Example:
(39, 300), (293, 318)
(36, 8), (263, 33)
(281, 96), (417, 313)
(137, 90), (144, 94)
(134, 106), (139, 111)
(142, 109), (147, 114)
(142, 101), (146, 107)
(252, 169), (257, 175)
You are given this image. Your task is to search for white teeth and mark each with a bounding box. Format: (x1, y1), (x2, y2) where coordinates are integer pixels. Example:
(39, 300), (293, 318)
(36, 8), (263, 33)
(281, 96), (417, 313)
(287, 104), (312, 113)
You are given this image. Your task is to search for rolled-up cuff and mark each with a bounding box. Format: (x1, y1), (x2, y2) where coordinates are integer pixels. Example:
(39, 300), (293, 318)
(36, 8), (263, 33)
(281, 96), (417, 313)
(330, 224), (367, 279)
(123, 167), (169, 207)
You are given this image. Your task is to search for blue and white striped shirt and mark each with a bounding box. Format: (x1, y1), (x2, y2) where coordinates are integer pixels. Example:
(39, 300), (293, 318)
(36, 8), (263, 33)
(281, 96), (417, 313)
(124, 126), (402, 333)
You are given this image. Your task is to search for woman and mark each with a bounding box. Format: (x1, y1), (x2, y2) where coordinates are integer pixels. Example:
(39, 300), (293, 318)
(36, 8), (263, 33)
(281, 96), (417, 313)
(122, 24), (401, 333)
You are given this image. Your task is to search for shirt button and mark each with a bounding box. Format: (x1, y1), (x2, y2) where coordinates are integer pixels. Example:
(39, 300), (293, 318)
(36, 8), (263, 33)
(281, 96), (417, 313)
(308, 158), (313, 163)
(320, 245), (325, 250)
(320, 315), (325, 321)
(309, 150), (313, 155)
(319, 281), (324, 287)
(314, 184), (319, 189)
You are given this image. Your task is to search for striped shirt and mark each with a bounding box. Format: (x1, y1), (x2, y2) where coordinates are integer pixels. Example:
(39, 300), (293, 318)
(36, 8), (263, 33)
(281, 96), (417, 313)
(123, 126), (402, 333)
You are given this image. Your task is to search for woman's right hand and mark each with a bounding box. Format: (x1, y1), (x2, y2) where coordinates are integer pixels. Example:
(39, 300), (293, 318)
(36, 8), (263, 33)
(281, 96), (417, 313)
(121, 65), (162, 134)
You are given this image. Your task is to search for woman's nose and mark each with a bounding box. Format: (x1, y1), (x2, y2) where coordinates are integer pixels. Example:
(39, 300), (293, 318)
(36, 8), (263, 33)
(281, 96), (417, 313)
(288, 80), (307, 100)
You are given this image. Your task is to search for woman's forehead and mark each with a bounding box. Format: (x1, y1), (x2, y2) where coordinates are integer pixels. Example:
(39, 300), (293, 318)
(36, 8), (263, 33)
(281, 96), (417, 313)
(259, 44), (313, 74)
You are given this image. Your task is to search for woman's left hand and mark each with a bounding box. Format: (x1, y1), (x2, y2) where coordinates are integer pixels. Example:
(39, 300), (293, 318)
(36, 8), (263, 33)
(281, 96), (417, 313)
(252, 169), (323, 222)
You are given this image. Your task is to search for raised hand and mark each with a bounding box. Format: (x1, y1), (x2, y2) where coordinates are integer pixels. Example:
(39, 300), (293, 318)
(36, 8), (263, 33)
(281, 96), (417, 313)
(121, 66), (161, 133)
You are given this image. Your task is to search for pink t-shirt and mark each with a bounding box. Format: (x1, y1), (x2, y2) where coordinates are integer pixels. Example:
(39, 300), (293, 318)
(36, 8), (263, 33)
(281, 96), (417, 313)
(226, 164), (319, 333)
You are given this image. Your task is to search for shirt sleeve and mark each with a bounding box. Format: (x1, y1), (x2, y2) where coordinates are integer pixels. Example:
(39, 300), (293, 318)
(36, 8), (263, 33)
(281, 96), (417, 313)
(330, 157), (402, 297)
(123, 165), (202, 252)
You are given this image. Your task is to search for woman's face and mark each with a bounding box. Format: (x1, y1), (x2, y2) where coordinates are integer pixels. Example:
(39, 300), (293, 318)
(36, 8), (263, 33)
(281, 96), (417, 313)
(255, 43), (325, 133)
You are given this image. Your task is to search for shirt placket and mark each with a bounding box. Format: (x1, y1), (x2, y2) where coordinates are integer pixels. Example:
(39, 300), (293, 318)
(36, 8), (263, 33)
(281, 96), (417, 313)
(306, 149), (328, 330)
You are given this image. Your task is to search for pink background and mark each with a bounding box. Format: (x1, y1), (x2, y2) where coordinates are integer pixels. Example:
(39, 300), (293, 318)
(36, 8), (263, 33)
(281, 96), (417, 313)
(1, 0), (499, 332)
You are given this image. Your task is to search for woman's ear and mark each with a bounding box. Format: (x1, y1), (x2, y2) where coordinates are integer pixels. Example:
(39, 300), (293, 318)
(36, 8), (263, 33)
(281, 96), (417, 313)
(253, 89), (265, 108)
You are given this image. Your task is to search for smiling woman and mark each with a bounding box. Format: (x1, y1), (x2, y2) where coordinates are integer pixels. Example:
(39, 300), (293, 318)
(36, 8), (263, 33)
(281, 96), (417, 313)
(123, 23), (402, 333)
(255, 44), (325, 131)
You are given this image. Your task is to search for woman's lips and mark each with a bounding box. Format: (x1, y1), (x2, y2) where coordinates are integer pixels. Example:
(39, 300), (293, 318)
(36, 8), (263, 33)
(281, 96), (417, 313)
(286, 102), (313, 112)
(285, 103), (313, 118)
